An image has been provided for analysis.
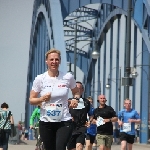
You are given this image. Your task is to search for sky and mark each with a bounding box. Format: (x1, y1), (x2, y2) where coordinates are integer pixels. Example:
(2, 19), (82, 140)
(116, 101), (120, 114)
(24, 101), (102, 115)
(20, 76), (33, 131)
(0, 0), (34, 124)
(0, 1), (100, 124)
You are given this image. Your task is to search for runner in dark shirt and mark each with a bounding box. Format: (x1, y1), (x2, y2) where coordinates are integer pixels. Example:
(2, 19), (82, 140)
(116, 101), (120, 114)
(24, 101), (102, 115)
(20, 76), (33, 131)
(67, 81), (91, 150)
(92, 94), (118, 150)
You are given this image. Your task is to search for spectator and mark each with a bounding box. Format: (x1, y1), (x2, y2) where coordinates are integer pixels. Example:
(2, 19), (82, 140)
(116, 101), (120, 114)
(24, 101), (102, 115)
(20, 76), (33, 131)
(24, 128), (29, 140)
(135, 124), (140, 143)
(113, 122), (120, 144)
(0, 102), (14, 150)
(21, 124), (25, 140)
(17, 121), (22, 143)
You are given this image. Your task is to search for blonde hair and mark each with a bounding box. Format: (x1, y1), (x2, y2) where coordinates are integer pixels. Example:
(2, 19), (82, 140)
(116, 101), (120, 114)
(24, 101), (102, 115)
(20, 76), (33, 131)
(87, 96), (93, 101)
(124, 98), (131, 103)
(45, 48), (61, 59)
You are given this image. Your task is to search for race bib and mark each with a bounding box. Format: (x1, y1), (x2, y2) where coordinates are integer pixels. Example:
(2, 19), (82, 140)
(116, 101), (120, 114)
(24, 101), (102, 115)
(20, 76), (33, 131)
(45, 103), (63, 122)
(96, 116), (105, 127)
(122, 123), (131, 132)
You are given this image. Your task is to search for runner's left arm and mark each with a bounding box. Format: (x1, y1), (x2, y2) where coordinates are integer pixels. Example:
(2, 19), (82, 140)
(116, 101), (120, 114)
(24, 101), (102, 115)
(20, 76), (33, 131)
(110, 107), (118, 122)
(128, 111), (141, 123)
(103, 107), (118, 123)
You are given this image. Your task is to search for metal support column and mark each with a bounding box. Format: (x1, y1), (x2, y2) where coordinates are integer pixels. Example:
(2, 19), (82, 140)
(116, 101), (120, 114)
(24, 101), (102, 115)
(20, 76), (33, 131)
(118, 68), (121, 111)
(74, 19), (77, 80)
(124, 0), (132, 99)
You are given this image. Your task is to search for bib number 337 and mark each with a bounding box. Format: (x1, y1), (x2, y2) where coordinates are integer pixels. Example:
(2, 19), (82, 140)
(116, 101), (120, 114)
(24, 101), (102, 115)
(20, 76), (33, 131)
(122, 123), (131, 132)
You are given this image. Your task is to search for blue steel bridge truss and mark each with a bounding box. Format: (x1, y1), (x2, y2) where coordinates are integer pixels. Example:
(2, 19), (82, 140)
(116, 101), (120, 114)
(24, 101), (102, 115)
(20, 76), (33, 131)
(25, 0), (150, 143)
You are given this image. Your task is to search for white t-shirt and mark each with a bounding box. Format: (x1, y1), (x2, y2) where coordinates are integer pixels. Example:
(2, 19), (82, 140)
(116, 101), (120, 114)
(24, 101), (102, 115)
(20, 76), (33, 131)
(32, 71), (76, 122)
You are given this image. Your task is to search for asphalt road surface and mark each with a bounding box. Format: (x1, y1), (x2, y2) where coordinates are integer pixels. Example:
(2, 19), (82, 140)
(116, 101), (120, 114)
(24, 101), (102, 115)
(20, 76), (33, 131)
(8, 140), (150, 150)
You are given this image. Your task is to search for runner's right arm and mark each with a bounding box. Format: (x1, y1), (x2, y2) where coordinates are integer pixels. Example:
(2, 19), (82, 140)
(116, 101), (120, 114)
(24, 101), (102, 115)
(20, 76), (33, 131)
(118, 111), (123, 126)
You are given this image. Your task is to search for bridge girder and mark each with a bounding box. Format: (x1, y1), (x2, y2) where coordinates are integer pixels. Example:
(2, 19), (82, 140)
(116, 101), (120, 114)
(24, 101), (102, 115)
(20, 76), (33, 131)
(26, 0), (150, 143)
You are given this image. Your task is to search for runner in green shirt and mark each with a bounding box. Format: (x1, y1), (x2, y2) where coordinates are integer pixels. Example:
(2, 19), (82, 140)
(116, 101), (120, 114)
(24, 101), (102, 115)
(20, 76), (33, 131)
(30, 105), (40, 128)
(30, 105), (40, 150)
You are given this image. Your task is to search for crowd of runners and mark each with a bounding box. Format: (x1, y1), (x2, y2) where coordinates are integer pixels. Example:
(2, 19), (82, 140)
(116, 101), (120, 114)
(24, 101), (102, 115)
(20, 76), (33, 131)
(29, 48), (141, 150)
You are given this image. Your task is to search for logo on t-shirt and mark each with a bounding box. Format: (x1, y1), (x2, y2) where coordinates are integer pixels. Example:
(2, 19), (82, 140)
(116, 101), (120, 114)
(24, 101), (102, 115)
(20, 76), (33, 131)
(58, 84), (67, 87)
